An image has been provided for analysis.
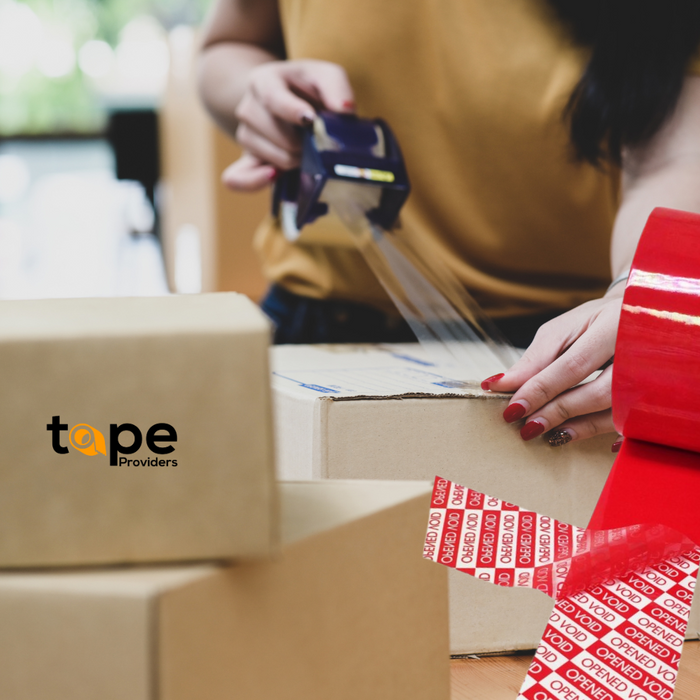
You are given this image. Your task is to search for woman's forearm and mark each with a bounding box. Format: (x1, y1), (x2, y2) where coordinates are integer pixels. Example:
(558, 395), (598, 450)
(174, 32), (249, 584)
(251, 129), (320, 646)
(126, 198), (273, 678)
(197, 0), (285, 137)
(613, 158), (700, 277)
(198, 43), (279, 137)
(612, 76), (700, 277)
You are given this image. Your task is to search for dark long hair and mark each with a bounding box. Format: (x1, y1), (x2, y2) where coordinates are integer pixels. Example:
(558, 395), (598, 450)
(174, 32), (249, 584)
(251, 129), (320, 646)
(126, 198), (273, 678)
(548, 1), (700, 166)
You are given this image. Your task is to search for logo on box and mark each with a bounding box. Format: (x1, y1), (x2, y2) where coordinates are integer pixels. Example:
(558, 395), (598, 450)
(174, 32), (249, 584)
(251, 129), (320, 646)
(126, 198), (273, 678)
(47, 416), (178, 466)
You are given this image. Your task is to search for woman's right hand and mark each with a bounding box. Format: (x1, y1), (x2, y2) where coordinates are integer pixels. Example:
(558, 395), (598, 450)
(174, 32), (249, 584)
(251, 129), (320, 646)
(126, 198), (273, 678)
(222, 59), (356, 191)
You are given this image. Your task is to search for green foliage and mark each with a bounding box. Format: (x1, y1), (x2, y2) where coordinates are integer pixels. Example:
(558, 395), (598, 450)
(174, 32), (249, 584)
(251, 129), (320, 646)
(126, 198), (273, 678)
(0, 65), (102, 134)
(1, 0), (210, 136)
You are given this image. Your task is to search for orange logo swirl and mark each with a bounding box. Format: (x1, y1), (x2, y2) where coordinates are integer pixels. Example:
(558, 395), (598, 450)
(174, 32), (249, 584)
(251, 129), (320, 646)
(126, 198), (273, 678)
(69, 424), (107, 456)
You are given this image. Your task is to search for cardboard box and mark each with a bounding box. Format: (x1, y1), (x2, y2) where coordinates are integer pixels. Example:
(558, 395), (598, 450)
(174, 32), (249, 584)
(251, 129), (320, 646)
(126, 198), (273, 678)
(0, 480), (449, 700)
(0, 293), (276, 567)
(270, 343), (634, 653)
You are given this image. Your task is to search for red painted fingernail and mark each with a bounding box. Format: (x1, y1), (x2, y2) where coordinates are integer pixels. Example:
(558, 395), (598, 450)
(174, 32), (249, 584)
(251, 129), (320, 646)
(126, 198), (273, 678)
(342, 100), (355, 110)
(480, 373), (505, 391)
(503, 402), (527, 423)
(268, 169), (280, 182)
(611, 440), (623, 453)
(521, 420), (545, 441)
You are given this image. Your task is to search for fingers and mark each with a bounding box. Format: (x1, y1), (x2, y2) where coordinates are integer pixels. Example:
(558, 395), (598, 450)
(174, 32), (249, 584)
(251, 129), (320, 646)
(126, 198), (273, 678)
(545, 409), (617, 445)
(222, 153), (277, 192)
(248, 60), (355, 127)
(232, 60), (355, 178)
(502, 366), (618, 448)
(492, 316), (578, 393)
(492, 302), (619, 420)
(235, 83), (302, 171)
(284, 60), (356, 113)
(507, 332), (613, 420)
(481, 297), (623, 447)
(517, 367), (614, 442)
(236, 122), (301, 170)
(235, 92), (302, 154)
(250, 63), (318, 126)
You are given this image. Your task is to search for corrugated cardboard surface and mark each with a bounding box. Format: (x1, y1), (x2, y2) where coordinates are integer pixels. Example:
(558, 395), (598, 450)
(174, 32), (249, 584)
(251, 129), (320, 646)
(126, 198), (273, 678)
(270, 343), (689, 654)
(0, 481), (449, 700)
(0, 293), (277, 567)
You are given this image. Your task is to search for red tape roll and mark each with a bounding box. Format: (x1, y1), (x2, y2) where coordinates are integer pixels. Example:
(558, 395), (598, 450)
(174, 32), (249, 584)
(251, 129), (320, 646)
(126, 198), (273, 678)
(591, 208), (700, 545)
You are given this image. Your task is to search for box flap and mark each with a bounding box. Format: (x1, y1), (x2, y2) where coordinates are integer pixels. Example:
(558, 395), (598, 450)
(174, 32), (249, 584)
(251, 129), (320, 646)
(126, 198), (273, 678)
(0, 565), (217, 598)
(0, 293), (268, 341)
(279, 480), (433, 544)
(271, 343), (510, 401)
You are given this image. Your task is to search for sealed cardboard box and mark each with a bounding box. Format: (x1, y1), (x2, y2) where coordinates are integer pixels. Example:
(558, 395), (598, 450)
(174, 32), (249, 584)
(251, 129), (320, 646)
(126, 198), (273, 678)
(270, 343), (632, 653)
(0, 480), (449, 700)
(0, 293), (276, 567)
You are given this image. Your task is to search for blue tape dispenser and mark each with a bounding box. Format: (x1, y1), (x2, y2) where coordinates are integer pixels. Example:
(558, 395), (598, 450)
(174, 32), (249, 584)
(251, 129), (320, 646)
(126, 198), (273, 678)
(272, 112), (410, 240)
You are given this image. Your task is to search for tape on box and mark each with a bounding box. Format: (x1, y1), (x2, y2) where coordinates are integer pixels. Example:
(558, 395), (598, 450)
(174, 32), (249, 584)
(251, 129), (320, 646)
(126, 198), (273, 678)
(425, 209), (700, 699)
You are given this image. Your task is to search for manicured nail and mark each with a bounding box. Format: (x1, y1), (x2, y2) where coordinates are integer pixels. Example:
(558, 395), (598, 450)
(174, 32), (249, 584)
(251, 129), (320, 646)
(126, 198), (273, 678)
(611, 439), (623, 453)
(481, 373), (505, 391)
(300, 111), (315, 126)
(521, 420), (545, 441)
(268, 168), (280, 182)
(548, 429), (573, 447)
(342, 100), (355, 110)
(503, 402), (527, 423)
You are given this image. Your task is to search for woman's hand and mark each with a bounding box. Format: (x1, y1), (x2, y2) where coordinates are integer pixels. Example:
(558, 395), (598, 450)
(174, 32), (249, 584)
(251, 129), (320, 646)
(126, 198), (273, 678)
(222, 59), (355, 191)
(495, 76), (700, 450)
(481, 286), (625, 447)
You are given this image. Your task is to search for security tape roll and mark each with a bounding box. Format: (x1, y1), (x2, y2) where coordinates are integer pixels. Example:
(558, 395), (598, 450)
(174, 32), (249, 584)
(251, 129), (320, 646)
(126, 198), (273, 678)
(424, 477), (700, 700)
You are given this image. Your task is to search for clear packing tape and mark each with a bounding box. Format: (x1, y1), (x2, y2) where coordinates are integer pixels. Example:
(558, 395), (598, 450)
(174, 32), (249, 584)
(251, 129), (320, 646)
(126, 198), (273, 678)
(425, 208), (700, 700)
(309, 117), (521, 378)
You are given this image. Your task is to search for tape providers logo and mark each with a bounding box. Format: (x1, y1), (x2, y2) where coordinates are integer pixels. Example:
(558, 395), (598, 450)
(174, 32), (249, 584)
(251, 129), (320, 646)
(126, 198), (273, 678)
(47, 416), (178, 467)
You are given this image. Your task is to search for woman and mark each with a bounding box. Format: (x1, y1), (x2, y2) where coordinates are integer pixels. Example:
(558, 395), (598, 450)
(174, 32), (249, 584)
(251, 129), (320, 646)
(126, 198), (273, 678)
(197, 0), (700, 448)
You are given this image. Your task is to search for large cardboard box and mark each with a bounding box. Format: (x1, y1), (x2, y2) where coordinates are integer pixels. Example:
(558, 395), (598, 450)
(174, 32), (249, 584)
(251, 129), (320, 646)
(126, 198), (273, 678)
(270, 344), (668, 653)
(0, 480), (449, 700)
(0, 293), (276, 567)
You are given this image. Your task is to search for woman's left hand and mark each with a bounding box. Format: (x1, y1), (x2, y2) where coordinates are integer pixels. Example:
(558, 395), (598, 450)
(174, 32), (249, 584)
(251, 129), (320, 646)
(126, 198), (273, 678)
(481, 287), (624, 446)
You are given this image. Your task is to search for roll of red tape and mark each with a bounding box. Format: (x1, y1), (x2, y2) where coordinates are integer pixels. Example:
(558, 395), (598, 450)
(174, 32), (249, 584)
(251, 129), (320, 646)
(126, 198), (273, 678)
(591, 207), (700, 546)
(613, 208), (700, 452)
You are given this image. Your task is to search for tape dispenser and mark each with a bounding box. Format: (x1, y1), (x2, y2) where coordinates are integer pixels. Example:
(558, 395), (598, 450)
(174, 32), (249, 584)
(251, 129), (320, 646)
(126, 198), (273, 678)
(272, 111), (410, 241)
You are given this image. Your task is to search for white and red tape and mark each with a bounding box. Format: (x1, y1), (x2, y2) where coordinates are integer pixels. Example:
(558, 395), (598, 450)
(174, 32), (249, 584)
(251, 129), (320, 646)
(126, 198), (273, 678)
(425, 476), (700, 700)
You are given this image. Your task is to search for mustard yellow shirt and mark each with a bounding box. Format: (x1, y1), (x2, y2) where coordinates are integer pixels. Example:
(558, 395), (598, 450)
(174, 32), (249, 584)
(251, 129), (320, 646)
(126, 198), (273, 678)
(253, 0), (695, 318)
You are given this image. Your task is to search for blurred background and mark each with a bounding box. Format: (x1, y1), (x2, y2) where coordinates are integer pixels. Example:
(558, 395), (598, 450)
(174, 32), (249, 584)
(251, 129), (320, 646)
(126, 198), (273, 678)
(0, 0), (269, 301)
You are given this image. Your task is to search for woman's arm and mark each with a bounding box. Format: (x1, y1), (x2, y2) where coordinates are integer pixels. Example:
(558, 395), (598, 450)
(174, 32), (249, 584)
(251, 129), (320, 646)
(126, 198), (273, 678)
(198, 0), (285, 137)
(484, 76), (700, 446)
(198, 0), (355, 190)
(612, 76), (700, 275)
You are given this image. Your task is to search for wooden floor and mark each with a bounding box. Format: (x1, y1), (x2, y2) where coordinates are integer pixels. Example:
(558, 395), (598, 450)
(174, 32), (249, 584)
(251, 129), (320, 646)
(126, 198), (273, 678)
(450, 640), (700, 699)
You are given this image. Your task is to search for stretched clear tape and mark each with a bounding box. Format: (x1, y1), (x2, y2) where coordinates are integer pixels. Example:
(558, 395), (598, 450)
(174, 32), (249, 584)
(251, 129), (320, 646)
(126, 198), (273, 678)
(315, 180), (520, 379)
(301, 116), (521, 378)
